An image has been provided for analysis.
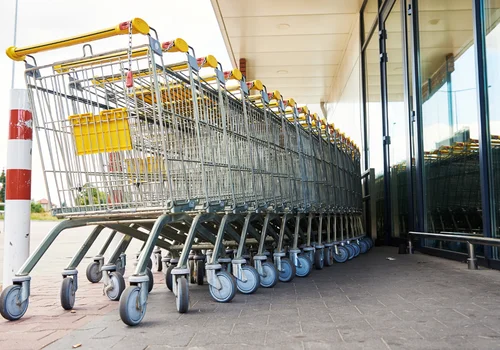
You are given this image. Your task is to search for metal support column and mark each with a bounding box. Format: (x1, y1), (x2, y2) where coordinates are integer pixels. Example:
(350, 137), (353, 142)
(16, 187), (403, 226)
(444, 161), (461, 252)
(473, 0), (495, 261)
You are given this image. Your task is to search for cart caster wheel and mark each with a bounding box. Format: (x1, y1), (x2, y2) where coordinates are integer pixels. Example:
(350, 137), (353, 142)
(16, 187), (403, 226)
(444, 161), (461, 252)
(295, 255), (312, 277)
(364, 237), (373, 249)
(345, 244), (355, 260)
(359, 240), (369, 254)
(86, 261), (102, 283)
(333, 246), (349, 263)
(60, 277), (76, 310)
(260, 262), (278, 288)
(278, 258), (295, 282)
(146, 268), (154, 293)
(314, 250), (324, 270)
(0, 284), (29, 321)
(176, 276), (189, 313)
(189, 260), (196, 284)
(196, 260), (205, 286)
(324, 248), (334, 267)
(116, 258), (125, 276)
(155, 254), (162, 272)
(165, 265), (174, 292)
(105, 271), (125, 301)
(119, 286), (145, 326)
(236, 265), (260, 294)
(351, 243), (361, 257)
(209, 270), (236, 303)
(147, 258), (153, 270)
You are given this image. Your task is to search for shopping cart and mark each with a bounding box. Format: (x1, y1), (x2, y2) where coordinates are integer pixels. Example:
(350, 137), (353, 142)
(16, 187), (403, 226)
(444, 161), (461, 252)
(2, 18), (370, 327)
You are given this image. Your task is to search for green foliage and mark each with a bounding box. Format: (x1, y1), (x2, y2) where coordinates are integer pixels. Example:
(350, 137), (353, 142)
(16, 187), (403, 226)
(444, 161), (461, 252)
(31, 202), (44, 213)
(0, 169), (5, 208)
(77, 185), (107, 205)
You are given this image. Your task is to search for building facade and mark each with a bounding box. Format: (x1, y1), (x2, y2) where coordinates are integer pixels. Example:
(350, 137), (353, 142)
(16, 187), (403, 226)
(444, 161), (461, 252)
(211, 0), (500, 267)
(359, 0), (500, 268)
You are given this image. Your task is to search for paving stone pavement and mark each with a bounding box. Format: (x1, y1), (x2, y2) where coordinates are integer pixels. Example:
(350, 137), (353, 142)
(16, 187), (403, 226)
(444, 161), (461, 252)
(3, 245), (500, 349)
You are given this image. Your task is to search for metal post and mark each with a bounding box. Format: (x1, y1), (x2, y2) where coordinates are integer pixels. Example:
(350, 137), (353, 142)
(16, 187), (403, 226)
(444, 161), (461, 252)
(467, 242), (478, 270)
(369, 168), (377, 241)
(473, 0), (495, 262)
(409, 0), (426, 232)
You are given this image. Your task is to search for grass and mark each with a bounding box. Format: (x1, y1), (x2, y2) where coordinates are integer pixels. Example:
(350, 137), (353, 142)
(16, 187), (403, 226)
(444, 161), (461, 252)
(0, 212), (60, 221)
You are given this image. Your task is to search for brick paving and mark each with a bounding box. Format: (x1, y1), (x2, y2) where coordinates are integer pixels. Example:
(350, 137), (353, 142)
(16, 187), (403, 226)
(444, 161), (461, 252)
(2, 232), (500, 349)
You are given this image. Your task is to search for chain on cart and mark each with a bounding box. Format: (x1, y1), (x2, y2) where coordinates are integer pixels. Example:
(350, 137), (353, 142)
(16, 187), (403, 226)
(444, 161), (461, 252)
(1, 18), (372, 326)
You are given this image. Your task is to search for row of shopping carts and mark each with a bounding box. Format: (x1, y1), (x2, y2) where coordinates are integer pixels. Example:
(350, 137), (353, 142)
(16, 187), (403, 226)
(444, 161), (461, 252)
(0, 18), (371, 326)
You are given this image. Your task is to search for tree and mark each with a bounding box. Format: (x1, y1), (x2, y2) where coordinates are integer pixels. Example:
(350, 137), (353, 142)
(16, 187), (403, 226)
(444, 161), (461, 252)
(31, 202), (44, 213)
(0, 169), (5, 211)
(76, 184), (107, 205)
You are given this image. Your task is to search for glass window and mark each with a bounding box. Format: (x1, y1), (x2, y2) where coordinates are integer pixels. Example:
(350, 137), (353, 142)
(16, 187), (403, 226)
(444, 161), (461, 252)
(385, 0), (410, 238)
(363, 0), (379, 43)
(418, 0), (481, 253)
(484, 0), (500, 259)
(365, 36), (385, 240)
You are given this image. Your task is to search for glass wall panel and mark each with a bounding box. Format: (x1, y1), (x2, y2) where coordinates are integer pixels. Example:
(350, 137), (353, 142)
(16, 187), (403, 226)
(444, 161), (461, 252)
(363, 0), (378, 42)
(484, 0), (500, 259)
(365, 37), (385, 240)
(385, 0), (410, 238)
(418, 0), (481, 253)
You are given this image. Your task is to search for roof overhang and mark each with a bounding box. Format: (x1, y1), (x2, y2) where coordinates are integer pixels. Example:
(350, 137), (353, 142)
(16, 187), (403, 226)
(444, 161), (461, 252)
(210, 0), (363, 105)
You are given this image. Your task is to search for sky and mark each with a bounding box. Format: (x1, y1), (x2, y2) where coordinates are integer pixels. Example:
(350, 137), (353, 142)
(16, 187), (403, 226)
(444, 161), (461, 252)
(0, 0), (232, 201)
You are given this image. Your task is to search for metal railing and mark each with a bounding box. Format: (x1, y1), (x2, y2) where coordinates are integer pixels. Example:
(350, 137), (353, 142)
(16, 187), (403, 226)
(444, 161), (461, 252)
(409, 231), (500, 270)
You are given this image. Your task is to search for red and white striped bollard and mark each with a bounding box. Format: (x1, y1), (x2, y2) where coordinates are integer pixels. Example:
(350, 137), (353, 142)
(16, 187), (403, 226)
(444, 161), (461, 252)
(2, 89), (32, 287)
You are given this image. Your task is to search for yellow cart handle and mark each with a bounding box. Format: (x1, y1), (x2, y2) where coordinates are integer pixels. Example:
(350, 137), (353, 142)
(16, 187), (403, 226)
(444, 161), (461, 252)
(268, 90), (281, 101)
(285, 98), (296, 108)
(6, 18), (150, 61)
(246, 80), (263, 91)
(54, 38), (187, 73)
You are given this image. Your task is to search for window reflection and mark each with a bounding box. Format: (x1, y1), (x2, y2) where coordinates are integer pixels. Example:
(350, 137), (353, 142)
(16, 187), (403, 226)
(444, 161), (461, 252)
(365, 36), (385, 240)
(418, 0), (482, 253)
(484, 0), (500, 259)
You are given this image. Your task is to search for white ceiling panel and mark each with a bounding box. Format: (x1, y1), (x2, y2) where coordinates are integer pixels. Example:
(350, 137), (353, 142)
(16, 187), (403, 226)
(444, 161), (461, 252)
(232, 51), (344, 66)
(216, 0), (362, 17)
(229, 34), (349, 53)
(248, 65), (337, 78)
(254, 76), (334, 88)
(224, 14), (355, 37)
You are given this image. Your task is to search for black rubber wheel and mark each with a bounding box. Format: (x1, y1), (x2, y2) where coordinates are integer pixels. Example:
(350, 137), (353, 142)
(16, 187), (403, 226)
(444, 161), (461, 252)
(196, 260), (205, 286)
(176, 277), (189, 313)
(324, 247), (334, 266)
(155, 253), (163, 272)
(314, 249), (324, 270)
(86, 261), (102, 283)
(146, 268), (154, 293)
(147, 258), (153, 270)
(119, 286), (145, 326)
(165, 265), (174, 291)
(0, 285), (28, 321)
(105, 271), (126, 301)
(60, 277), (76, 310)
(189, 260), (196, 284)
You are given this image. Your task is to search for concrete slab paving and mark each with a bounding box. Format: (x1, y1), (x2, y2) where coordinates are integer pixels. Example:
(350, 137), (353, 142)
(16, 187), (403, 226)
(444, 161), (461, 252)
(2, 223), (500, 349)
